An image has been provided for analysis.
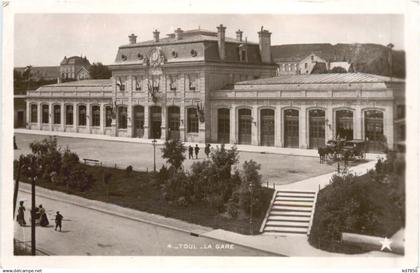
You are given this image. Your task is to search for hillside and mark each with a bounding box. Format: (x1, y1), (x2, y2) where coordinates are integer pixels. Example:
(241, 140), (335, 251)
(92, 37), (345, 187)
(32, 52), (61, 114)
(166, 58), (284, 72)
(271, 43), (405, 78)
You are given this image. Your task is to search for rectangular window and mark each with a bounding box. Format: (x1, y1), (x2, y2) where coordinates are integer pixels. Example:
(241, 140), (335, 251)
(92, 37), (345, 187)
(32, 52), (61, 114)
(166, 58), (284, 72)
(134, 76), (142, 91)
(66, 105), (73, 125)
(168, 75), (177, 91)
(79, 105), (86, 126)
(92, 105), (100, 127)
(397, 105), (405, 119)
(105, 106), (113, 127)
(53, 105), (61, 124)
(42, 105), (49, 124)
(116, 76), (126, 91)
(31, 104), (38, 123)
(187, 108), (199, 133)
(188, 74), (197, 91)
(118, 106), (127, 129)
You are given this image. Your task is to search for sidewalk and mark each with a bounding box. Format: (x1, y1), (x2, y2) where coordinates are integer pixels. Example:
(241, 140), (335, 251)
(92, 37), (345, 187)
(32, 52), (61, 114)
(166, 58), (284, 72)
(277, 160), (379, 191)
(14, 128), (382, 159)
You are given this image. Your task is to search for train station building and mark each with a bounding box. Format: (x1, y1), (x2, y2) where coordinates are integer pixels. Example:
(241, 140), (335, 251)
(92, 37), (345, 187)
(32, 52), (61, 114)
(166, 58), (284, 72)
(24, 25), (405, 152)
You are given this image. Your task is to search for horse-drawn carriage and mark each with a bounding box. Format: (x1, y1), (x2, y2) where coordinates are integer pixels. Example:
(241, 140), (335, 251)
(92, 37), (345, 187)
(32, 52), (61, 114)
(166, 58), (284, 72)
(318, 139), (366, 163)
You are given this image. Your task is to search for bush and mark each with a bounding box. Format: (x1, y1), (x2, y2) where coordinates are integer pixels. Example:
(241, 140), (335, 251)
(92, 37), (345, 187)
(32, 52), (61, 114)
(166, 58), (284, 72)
(161, 139), (187, 170)
(126, 165), (133, 177)
(309, 150), (405, 253)
(67, 165), (95, 192)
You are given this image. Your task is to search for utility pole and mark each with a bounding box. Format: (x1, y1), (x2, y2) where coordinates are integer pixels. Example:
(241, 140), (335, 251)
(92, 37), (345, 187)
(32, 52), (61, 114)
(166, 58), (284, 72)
(152, 139), (157, 173)
(29, 157), (37, 256)
(387, 43), (394, 81)
(249, 182), (254, 235)
(13, 160), (22, 218)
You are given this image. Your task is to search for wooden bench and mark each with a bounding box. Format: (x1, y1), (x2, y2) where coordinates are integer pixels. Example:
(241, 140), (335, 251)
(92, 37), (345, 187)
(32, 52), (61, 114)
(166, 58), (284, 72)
(83, 158), (101, 166)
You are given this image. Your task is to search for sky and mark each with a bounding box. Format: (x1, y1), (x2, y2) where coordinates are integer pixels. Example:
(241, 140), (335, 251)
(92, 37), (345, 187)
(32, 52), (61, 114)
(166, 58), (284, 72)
(14, 14), (404, 67)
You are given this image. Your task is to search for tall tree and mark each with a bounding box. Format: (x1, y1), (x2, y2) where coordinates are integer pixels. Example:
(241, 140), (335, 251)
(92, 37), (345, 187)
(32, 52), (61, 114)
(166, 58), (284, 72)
(89, 62), (111, 79)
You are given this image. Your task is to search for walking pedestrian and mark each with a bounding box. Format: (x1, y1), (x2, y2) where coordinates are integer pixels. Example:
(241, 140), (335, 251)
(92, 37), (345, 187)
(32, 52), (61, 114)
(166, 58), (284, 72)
(39, 204), (49, 227)
(194, 144), (200, 159)
(55, 211), (63, 232)
(16, 201), (26, 226)
(188, 145), (193, 159)
(204, 144), (211, 158)
(13, 136), (18, 150)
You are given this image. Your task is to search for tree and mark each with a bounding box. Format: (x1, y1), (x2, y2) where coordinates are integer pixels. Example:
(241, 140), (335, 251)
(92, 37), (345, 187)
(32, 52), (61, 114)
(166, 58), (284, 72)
(329, 66), (347, 73)
(161, 139), (187, 170)
(210, 144), (239, 180)
(89, 62), (111, 79)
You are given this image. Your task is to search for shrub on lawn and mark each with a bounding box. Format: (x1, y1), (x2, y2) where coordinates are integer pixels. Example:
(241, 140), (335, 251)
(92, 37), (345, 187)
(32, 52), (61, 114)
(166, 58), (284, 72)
(29, 136), (62, 181)
(161, 139), (187, 170)
(126, 165), (133, 177)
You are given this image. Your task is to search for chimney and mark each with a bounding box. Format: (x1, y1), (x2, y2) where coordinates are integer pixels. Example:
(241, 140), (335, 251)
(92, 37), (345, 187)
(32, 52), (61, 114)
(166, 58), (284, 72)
(128, 33), (137, 44)
(175, 28), (184, 40)
(153, 29), (160, 42)
(217, 24), (226, 60)
(258, 26), (272, 64)
(236, 29), (243, 41)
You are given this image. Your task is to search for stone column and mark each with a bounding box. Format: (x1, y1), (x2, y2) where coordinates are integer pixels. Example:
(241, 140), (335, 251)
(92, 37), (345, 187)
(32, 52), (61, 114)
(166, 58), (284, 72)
(325, 106), (334, 142)
(161, 104), (167, 140)
(60, 101), (65, 131)
(37, 102), (42, 130)
(179, 104), (185, 141)
(299, 106), (308, 149)
(86, 103), (91, 133)
(26, 100), (31, 129)
(73, 102), (78, 132)
(384, 104), (394, 149)
(354, 105), (362, 139)
(127, 104), (133, 137)
(229, 105), (236, 144)
(100, 103), (105, 134)
(251, 106), (259, 145)
(275, 105), (282, 147)
(49, 102), (53, 131)
(143, 105), (149, 139)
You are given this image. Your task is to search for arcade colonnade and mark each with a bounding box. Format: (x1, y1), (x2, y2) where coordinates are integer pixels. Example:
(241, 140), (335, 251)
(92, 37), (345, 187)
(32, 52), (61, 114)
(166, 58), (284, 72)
(26, 98), (393, 151)
(209, 103), (393, 151)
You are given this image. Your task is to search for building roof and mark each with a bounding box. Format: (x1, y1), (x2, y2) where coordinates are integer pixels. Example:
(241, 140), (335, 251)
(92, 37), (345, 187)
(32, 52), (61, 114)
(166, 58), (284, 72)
(236, 73), (405, 85)
(43, 79), (112, 87)
(60, 56), (91, 66)
(113, 28), (267, 65)
(120, 29), (258, 48)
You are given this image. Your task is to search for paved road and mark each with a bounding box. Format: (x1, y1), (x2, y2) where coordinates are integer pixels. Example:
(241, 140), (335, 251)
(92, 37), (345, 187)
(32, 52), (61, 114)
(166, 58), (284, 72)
(14, 133), (335, 185)
(14, 190), (273, 256)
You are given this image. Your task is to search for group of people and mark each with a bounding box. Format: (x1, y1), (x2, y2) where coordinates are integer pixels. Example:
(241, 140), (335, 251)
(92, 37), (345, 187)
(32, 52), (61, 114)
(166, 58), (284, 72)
(188, 144), (212, 159)
(16, 201), (64, 231)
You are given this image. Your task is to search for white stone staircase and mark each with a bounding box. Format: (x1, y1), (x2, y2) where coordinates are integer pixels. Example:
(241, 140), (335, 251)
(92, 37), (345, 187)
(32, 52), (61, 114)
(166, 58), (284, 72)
(260, 189), (318, 236)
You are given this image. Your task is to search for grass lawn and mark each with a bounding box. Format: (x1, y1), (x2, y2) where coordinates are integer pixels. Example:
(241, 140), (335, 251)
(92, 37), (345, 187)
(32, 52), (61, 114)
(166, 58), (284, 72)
(19, 165), (273, 235)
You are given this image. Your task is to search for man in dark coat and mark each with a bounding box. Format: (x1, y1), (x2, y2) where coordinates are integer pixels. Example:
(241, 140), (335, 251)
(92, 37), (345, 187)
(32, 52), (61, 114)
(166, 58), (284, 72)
(55, 211), (63, 231)
(194, 144), (200, 159)
(204, 144), (211, 158)
(188, 145), (193, 159)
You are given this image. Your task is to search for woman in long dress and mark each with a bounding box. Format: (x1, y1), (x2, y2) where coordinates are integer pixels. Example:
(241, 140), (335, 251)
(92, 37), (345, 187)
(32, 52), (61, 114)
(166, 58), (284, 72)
(39, 204), (49, 227)
(16, 201), (26, 226)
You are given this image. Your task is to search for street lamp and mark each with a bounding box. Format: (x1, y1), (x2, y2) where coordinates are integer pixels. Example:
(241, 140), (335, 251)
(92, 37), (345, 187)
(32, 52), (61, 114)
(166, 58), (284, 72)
(249, 182), (254, 235)
(152, 139), (157, 173)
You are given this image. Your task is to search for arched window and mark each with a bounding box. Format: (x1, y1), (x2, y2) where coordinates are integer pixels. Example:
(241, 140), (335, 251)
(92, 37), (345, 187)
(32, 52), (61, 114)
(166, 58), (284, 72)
(66, 105), (73, 125)
(187, 108), (198, 133)
(53, 105), (61, 124)
(42, 105), (49, 124)
(30, 104), (38, 123)
(105, 106), (113, 127)
(118, 106), (127, 129)
(92, 105), (100, 127)
(78, 105), (86, 126)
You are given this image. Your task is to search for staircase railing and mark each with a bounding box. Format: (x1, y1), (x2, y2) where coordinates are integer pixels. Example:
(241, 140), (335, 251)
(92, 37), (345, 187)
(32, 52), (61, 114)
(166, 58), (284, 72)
(259, 189), (278, 233)
(307, 187), (319, 236)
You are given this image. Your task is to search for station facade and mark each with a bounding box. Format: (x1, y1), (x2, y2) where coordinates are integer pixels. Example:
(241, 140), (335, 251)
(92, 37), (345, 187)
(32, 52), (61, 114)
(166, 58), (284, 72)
(25, 26), (405, 152)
